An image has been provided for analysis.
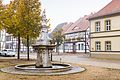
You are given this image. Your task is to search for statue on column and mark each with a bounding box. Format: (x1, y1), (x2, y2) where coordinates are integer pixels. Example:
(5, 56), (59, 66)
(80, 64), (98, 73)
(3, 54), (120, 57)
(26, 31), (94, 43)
(34, 9), (52, 68)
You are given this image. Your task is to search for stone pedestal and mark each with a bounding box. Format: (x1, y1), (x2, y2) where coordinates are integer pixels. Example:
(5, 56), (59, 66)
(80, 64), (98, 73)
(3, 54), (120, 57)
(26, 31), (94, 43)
(33, 45), (55, 68)
(36, 49), (43, 68)
(42, 49), (52, 68)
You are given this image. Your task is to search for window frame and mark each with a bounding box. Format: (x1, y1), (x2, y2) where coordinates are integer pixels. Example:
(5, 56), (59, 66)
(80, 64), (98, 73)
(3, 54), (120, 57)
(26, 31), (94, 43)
(78, 44), (80, 50)
(6, 36), (11, 41)
(81, 43), (84, 50)
(105, 20), (111, 31)
(105, 41), (111, 51)
(95, 41), (101, 51)
(95, 21), (101, 32)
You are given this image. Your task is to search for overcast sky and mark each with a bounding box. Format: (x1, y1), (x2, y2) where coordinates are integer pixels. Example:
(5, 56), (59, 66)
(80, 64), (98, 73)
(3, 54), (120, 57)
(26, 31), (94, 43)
(3, 0), (112, 31)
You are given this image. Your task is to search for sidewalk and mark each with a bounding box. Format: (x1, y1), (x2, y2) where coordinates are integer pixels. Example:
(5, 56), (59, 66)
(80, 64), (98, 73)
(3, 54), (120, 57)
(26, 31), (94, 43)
(52, 53), (120, 69)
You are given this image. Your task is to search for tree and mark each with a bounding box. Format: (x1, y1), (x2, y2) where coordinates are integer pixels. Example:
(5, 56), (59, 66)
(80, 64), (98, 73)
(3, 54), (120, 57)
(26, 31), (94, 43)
(22, 38), (35, 47)
(16, 0), (42, 60)
(2, 0), (22, 59)
(51, 28), (64, 54)
(0, 0), (5, 30)
(2, 0), (42, 60)
(0, 1), (5, 51)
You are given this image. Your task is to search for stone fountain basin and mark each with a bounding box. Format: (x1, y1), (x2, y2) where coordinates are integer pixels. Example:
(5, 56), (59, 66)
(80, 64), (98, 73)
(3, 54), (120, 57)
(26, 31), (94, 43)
(15, 63), (72, 73)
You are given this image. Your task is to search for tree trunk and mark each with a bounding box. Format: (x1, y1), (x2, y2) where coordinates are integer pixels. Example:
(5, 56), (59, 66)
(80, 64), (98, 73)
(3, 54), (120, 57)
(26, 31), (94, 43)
(57, 45), (59, 55)
(56, 45), (58, 53)
(63, 43), (64, 53)
(17, 33), (20, 59)
(27, 35), (29, 60)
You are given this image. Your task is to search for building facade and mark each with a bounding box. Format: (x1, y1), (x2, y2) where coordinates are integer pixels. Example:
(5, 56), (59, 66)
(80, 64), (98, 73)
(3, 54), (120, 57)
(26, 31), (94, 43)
(89, 0), (120, 59)
(64, 30), (89, 53)
(0, 30), (33, 53)
(63, 15), (91, 53)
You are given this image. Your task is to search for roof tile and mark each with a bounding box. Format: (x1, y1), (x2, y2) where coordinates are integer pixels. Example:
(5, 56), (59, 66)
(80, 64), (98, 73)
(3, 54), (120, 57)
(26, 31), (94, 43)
(89, 0), (120, 19)
(64, 14), (92, 34)
(62, 22), (73, 34)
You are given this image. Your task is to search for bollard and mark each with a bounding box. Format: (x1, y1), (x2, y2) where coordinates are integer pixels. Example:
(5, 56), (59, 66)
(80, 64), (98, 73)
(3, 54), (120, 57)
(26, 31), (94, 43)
(60, 58), (61, 63)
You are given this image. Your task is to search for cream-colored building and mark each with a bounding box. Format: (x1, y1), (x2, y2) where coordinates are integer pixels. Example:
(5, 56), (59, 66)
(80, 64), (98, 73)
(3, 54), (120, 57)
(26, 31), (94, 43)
(89, 0), (120, 59)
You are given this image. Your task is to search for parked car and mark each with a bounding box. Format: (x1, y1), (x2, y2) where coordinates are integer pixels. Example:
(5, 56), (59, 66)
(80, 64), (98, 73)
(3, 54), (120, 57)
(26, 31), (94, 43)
(0, 50), (16, 57)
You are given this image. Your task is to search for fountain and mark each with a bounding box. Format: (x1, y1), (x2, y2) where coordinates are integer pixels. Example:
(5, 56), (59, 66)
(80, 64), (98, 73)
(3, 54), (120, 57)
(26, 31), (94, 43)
(15, 9), (72, 73)
(1, 9), (85, 75)
(32, 9), (55, 68)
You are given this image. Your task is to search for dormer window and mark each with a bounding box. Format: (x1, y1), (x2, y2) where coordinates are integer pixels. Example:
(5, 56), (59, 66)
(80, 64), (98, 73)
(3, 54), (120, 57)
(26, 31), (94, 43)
(73, 26), (79, 30)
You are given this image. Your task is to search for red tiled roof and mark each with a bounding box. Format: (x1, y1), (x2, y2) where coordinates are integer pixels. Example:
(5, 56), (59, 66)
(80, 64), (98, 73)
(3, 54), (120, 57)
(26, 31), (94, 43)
(64, 15), (91, 34)
(62, 22), (73, 34)
(89, 0), (120, 19)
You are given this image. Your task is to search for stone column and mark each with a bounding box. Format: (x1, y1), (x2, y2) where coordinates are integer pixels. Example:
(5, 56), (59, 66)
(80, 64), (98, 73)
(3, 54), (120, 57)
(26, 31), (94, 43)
(42, 47), (52, 68)
(35, 49), (43, 68)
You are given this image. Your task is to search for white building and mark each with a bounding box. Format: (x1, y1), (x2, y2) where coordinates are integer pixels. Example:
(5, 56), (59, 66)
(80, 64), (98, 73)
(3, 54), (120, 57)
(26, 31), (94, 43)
(0, 30), (33, 53)
(62, 15), (91, 53)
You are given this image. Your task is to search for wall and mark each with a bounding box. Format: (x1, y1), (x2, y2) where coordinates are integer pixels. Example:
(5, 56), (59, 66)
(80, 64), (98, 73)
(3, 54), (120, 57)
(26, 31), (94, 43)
(90, 15), (120, 59)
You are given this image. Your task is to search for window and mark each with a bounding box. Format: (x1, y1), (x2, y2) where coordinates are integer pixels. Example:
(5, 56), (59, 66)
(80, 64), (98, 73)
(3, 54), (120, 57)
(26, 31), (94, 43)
(6, 36), (11, 41)
(95, 22), (100, 32)
(81, 44), (84, 50)
(105, 41), (111, 51)
(105, 20), (111, 31)
(73, 26), (80, 30)
(95, 42), (101, 51)
(78, 44), (80, 50)
(5, 43), (12, 49)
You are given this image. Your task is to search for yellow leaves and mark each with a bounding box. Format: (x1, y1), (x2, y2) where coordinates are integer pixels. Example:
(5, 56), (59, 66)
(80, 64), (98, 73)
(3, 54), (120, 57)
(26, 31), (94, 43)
(1, 0), (42, 39)
(0, 0), (5, 30)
